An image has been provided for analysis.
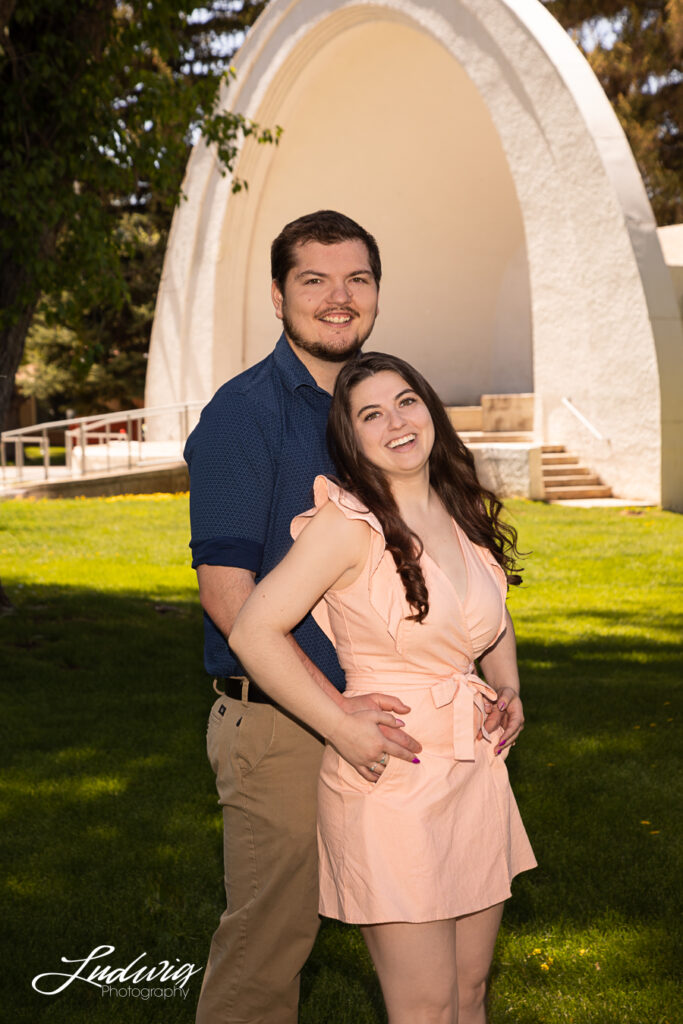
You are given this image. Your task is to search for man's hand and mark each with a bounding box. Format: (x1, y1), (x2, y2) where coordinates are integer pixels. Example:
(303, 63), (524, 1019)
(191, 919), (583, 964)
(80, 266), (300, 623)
(329, 700), (422, 783)
(343, 692), (422, 768)
(483, 687), (525, 755)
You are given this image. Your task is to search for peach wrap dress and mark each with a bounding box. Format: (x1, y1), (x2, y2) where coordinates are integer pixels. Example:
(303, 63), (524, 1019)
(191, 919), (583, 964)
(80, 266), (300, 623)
(291, 476), (536, 924)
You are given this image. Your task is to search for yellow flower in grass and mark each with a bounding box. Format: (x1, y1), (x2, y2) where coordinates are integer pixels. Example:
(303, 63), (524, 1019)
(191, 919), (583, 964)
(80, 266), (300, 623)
(540, 963), (550, 971)
(640, 820), (651, 825)
(532, 948), (541, 956)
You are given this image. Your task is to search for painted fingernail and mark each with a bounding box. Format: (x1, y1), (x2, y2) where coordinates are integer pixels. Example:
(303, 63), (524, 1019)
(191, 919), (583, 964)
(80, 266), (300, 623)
(411, 757), (420, 764)
(498, 701), (507, 711)
(395, 719), (405, 726)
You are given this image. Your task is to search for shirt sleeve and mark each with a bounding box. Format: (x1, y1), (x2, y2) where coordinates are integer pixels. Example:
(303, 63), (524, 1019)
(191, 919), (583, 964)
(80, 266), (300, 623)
(184, 389), (279, 573)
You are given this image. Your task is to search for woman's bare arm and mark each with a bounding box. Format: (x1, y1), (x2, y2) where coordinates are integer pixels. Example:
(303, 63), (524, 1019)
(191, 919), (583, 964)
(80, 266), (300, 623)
(230, 502), (420, 780)
(478, 608), (525, 754)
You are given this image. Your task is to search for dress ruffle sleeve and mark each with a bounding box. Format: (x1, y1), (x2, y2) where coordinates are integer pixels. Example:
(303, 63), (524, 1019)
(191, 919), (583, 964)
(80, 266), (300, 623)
(290, 475), (405, 647)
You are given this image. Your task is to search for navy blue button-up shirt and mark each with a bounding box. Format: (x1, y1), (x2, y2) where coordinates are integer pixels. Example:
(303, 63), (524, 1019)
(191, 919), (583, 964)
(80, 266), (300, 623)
(184, 334), (345, 690)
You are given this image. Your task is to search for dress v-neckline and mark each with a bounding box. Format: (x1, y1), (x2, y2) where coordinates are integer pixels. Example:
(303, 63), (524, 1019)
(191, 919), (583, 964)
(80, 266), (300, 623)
(421, 519), (470, 608)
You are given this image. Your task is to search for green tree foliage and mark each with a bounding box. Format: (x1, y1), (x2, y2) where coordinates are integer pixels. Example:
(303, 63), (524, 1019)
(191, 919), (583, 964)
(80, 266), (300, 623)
(544, 0), (683, 224)
(19, 211), (164, 418)
(0, 0), (272, 427)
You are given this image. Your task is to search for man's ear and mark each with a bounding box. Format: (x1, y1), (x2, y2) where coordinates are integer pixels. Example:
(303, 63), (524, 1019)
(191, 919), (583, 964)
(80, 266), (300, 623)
(271, 279), (284, 320)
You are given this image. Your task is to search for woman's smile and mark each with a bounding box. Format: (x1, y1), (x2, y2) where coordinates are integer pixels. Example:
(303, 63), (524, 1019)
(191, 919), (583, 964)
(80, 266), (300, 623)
(386, 432), (417, 451)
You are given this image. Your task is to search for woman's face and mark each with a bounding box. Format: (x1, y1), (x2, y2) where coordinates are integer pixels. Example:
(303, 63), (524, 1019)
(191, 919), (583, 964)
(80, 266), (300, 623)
(348, 370), (435, 478)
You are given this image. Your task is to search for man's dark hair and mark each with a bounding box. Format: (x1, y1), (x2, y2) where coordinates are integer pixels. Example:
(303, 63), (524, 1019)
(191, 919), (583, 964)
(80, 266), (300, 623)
(271, 210), (382, 292)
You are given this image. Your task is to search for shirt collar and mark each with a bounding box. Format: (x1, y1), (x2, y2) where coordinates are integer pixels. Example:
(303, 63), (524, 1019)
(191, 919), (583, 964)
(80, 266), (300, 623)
(273, 334), (330, 397)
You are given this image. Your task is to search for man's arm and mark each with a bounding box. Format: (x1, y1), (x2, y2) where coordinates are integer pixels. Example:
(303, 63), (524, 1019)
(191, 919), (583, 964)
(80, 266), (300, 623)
(197, 564), (256, 635)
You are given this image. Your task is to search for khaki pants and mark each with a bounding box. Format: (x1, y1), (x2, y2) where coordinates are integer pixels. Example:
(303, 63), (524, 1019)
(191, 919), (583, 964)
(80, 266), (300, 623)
(196, 688), (324, 1024)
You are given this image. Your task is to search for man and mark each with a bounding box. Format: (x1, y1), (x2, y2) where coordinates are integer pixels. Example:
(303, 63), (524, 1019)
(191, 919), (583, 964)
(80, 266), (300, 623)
(185, 211), (422, 1024)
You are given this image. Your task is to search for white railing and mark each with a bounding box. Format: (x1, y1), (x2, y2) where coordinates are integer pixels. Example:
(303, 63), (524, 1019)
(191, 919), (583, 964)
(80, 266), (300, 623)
(1, 401), (205, 484)
(561, 397), (608, 442)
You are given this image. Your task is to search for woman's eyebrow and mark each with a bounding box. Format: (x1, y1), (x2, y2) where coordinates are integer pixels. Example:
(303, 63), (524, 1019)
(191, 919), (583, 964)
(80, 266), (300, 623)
(356, 389), (414, 417)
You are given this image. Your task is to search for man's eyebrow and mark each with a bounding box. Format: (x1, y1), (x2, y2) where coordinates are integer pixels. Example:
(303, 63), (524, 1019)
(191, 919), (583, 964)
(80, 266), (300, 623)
(295, 268), (373, 279)
(356, 389), (415, 416)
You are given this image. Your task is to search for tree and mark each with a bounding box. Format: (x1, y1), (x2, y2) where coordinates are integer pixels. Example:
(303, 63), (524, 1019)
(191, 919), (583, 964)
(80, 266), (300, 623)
(0, 0), (274, 431)
(19, 207), (168, 419)
(544, 0), (683, 225)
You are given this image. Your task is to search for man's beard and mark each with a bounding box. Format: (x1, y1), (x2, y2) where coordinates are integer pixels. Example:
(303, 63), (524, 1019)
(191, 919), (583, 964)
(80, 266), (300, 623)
(282, 308), (374, 363)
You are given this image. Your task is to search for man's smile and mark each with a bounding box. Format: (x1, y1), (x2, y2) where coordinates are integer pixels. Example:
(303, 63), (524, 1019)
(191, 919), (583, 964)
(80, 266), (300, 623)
(318, 309), (358, 325)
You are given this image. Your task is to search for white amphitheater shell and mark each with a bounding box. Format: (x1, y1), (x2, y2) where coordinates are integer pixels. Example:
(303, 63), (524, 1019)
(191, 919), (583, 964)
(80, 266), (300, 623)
(145, 0), (683, 509)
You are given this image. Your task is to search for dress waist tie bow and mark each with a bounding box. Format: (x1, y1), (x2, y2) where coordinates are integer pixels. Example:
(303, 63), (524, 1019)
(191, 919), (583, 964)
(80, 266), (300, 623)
(429, 665), (498, 762)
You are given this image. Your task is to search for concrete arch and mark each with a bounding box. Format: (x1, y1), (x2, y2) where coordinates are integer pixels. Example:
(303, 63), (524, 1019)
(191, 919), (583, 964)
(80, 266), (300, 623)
(146, 0), (683, 508)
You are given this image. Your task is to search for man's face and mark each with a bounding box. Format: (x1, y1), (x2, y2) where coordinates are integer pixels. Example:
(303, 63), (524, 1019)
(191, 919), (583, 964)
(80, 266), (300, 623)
(272, 239), (379, 362)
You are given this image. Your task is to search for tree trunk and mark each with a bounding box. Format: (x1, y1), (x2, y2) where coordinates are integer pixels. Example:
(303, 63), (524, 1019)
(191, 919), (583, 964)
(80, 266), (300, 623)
(0, 0), (18, 37)
(0, 235), (50, 429)
(0, 304), (37, 431)
(0, 577), (14, 615)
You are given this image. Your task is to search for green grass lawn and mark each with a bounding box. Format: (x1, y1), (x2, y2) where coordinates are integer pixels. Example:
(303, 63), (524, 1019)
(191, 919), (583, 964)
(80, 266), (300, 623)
(1, 495), (681, 1023)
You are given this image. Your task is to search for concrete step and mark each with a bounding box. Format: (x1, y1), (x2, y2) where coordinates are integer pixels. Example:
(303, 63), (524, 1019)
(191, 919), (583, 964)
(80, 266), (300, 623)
(543, 473), (602, 487)
(544, 484), (613, 500)
(446, 406), (483, 432)
(542, 465), (594, 477)
(541, 444), (565, 453)
(460, 431), (534, 444)
(542, 454), (580, 466)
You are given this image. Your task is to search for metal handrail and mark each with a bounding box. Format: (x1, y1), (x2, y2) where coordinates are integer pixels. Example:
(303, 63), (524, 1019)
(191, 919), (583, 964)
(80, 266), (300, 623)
(561, 397), (608, 442)
(1, 400), (205, 483)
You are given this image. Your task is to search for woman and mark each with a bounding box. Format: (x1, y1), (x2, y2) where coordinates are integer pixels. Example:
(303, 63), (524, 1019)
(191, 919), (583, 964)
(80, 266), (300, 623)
(230, 352), (536, 1024)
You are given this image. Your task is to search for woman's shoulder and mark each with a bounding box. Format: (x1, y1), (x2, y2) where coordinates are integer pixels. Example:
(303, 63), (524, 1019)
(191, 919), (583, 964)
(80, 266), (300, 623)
(292, 475), (384, 537)
(287, 478), (376, 592)
(309, 491), (372, 539)
(313, 474), (374, 515)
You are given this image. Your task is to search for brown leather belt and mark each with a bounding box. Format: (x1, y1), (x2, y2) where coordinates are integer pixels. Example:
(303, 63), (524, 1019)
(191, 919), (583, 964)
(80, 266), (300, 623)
(217, 676), (275, 705)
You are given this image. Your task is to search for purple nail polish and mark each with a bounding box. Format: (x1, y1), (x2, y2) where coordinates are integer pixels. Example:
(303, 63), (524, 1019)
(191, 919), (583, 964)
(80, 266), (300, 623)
(498, 701), (507, 711)
(411, 757), (420, 764)
(395, 719), (405, 726)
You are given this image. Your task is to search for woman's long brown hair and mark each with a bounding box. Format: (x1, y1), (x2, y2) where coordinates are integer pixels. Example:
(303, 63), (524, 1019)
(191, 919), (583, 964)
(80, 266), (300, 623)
(327, 352), (523, 623)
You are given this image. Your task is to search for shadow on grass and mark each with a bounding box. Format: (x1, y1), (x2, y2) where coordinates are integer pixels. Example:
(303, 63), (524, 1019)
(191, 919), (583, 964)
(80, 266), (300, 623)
(2, 584), (216, 1023)
(1, 586), (681, 1023)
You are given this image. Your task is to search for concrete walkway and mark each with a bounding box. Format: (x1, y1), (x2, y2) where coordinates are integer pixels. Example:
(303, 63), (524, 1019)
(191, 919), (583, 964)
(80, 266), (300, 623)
(1, 461), (188, 500)
(551, 497), (656, 508)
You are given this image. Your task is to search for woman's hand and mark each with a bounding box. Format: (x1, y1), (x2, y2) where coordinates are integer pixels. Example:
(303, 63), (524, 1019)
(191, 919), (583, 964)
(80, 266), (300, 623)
(328, 709), (421, 782)
(484, 687), (525, 755)
(478, 611), (524, 756)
